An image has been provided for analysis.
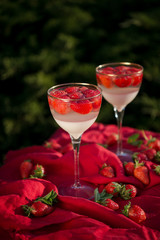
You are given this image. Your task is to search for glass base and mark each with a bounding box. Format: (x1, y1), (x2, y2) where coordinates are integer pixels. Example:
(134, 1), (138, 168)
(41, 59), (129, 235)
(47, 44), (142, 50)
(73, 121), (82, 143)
(58, 181), (94, 200)
(116, 149), (133, 163)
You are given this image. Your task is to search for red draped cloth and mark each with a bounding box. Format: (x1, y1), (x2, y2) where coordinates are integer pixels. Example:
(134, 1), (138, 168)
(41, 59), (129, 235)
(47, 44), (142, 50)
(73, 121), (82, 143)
(0, 123), (160, 239)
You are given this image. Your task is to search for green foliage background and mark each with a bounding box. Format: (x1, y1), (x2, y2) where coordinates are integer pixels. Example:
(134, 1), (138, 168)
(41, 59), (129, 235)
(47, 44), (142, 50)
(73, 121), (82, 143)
(0, 0), (160, 161)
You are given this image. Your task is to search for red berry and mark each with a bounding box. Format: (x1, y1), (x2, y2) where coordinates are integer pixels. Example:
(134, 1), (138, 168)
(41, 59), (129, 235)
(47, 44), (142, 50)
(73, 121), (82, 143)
(122, 202), (146, 223)
(152, 164), (160, 175)
(114, 76), (132, 87)
(30, 164), (45, 178)
(70, 100), (92, 114)
(65, 86), (79, 94)
(148, 138), (160, 151)
(20, 160), (33, 179)
(52, 96), (70, 115)
(104, 182), (121, 196)
(132, 73), (143, 86)
(60, 143), (73, 154)
(144, 148), (157, 161)
(22, 190), (58, 217)
(134, 161), (150, 185)
(106, 133), (118, 146)
(104, 198), (119, 210)
(69, 92), (84, 99)
(30, 201), (55, 217)
(128, 204), (146, 223)
(132, 152), (148, 162)
(99, 163), (115, 178)
(124, 161), (135, 176)
(120, 184), (137, 200)
(96, 73), (113, 88)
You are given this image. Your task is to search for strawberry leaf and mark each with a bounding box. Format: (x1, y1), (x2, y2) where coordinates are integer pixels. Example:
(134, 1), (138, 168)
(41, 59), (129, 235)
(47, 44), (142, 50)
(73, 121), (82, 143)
(127, 133), (143, 147)
(35, 190), (58, 206)
(94, 188), (113, 203)
(122, 202), (131, 217)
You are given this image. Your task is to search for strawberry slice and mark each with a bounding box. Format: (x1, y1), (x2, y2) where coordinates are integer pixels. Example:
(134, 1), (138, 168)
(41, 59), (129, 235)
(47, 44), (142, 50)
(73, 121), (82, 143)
(114, 76), (132, 87)
(83, 89), (102, 110)
(96, 74), (113, 88)
(65, 86), (79, 94)
(69, 92), (84, 99)
(52, 95), (70, 114)
(70, 100), (92, 114)
(132, 73), (143, 86)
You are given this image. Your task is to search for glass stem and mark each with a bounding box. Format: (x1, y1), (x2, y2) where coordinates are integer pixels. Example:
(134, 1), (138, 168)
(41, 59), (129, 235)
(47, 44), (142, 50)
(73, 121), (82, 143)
(114, 107), (125, 155)
(70, 135), (81, 188)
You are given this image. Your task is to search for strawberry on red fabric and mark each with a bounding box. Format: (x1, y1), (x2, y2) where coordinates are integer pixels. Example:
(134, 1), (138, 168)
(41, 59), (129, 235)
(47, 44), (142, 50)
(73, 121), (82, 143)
(30, 164), (45, 178)
(20, 159), (33, 179)
(94, 188), (119, 210)
(122, 202), (146, 224)
(124, 161), (135, 176)
(144, 148), (157, 161)
(133, 160), (150, 185)
(44, 139), (61, 150)
(132, 152), (148, 162)
(99, 163), (115, 178)
(106, 133), (118, 146)
(120, 184), (137, 200)
(70, 100), (92, 114)
(104, 182), (121, 197)
(152, 164), (160, 176)
(147, 138), (160, 151)
(102, 198), (119, 210)
(22, 190), (58, 217)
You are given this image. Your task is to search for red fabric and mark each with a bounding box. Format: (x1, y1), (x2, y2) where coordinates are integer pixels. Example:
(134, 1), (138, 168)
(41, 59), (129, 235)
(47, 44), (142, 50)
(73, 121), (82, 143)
(0, 123), (160, 239)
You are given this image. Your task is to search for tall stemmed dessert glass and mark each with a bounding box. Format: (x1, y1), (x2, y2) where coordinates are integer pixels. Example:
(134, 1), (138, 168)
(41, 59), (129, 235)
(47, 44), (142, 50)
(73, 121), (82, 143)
(47, 83), (102, 199)
(96, 62), (143, 161)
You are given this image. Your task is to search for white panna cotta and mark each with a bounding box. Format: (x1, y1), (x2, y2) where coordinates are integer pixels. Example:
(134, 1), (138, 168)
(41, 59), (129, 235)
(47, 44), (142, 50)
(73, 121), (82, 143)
(51, 110), (98, 139)
(99, 84), (140, 112)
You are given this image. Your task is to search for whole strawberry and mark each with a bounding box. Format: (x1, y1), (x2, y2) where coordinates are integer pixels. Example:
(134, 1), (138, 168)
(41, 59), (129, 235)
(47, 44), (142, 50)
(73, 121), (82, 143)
(120, 184), (137, 200)
(104, 182), (121, 197)
(134, 160), (150, 185)
(22, 190), (58, 217)
(102, 198), (119, 210)
(132, 152), (148, 162)
(30, 164), (45, 178)
(106, 133), (118, 146)
(94, 188), (119, 210)
(154, 151), (160, 163)
(148, 138), (160, 151)
(124, 161), (135, 176)
(144, 148), (156, 161)
(20, 159), (33, 179)
(99, 163), (115, 178)
(122, 202), (146, 223)
(152, 164), (160, 176)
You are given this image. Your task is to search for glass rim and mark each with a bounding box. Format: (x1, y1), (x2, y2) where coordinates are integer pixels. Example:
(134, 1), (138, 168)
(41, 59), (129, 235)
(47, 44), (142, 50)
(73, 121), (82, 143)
(47, 82), (102, 101)
(96, 62), (143, 76)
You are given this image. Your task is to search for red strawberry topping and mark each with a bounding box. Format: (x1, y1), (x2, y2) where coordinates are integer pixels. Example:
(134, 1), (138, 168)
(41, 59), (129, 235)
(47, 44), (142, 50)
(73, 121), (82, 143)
(70, 100), (92, 114)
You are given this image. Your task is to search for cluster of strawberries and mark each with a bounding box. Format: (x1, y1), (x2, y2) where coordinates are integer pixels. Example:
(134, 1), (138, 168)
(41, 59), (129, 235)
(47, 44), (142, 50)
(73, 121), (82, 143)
(20, 160), (45, 179)
(48, 86), (101, 115)
(96, 65), (143, 88)
(127, 132), (160, 177)
(94, 182), (146, 224)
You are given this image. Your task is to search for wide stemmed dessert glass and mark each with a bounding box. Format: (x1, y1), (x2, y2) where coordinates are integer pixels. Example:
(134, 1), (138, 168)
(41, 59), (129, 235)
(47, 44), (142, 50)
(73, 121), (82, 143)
(96, 62), (143, 161)
(47, 83), (102, 199)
